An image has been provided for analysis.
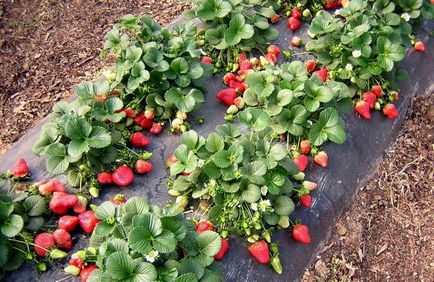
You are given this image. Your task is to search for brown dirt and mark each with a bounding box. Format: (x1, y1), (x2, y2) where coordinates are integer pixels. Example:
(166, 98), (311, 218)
(303, 95), (434, 282)
(0, 0), (188, 154)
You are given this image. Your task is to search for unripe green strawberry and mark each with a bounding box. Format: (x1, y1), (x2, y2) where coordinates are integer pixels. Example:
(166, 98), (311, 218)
(227, 105), (238, 114)
(374, 102), (381, 111)
(293, 172), (305, 181)
(278, 216), (290, 228)
(65, 265), (80, 276)
(168, 189), (180, 196)
(89, 187), (100, 198)
(302, 9), (311, 17)
(51, 249), (68, 259)
(176, 196), (188, 209)
(270, 256), (283, 274)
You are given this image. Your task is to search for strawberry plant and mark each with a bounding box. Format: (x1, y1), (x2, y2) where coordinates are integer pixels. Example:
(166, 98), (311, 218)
(183, 0), (281, 72)
(102, 15), (212, 132)
(167, 127), (315, 272)
(69, 197), (224, 281)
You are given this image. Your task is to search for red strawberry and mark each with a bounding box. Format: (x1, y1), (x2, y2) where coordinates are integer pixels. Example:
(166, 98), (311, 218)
(214, 238), (229, 260)
(383, 104), (398, 119)
(248, 241), (270, 264)
(292, 224), (311, 244)
(291, 36), (302, 47)
(267, 45), (281, 56)
(97, 172), (113, 185)
(35, 180), (55, 195)
(80, 264), (97, 282)
(298, 194), (312, 208)
(150, 122), (163, 135)
(135, 160), (153, 174)
(111, 194), (127, 205)
(216, 88), (237, 106)
(181, 171), (190, 176)
(271, 15), (279, 24)
(300, 140), (311, 155)
(414, 41), (425, 52)
(229, 80), (247, 94)
(305, 60), (317, 72)
(112, 165), (134, 187)
(58, 215), (79, 232)
(287, 17), (301, 31)
(69, 257), (84, 269)
(196, 221), (214, 233)
(78, 211), (100, 234)
(314, 151), (328, 168)
(239, 60), (253, 71)
(134, 112), (153, 129)
(144, 109), (155, 120)
(264, 53), (277, 64)
(362, 92), (377, 109)
(53, 229), (72, 250)
(130, 132), (150, 147)
(124, 108), (137, 118)
(291, 7), (301, 19)
(200, 56), (213, 64)
(52, 179), (66, 193)
(34, 232), (56, 256)
(73, 196), (88, 214)
(49, 192), (78, 214)
(355, 100), (371, 120)
(371, 85), (383, 97)
(293, 155), (308, 172)
(166, 154), (178, 168)
(11, 158), (29, 178)
(313, 68), (328, 83)
(223, 73), (236, 85)
(238, 69), (254, 80)
(239, 53), (247, 63)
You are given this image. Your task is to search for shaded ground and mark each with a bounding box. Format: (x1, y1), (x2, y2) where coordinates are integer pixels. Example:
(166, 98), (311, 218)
(1, 1), (433, 281)
(303, 95), (434, 282)
(0, 0), (188, 154)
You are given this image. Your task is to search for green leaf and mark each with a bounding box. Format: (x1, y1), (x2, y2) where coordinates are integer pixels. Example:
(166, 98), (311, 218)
(132, 213), (162, 236)
(88, 126), (111, 149)
(65, 117), (92, 140)
(26, 216), (44, 231)
(197, 0), (232, 21)
(212, 151), (232, 168)
(95, 201), (116, 220)
(205, 133), (224, 153)
(242, 184), (261, 203)
(197, 230), (221, 257)
(179, 258), (205, 279)
(134, 262), (158, 281)
(128, 226), (153, 254)
(239, 109), (270, 131)
(1, 214), (24, 237)
(23, 195), (46, 216)
(274, 196), (295, 216)
(175, 273), (198, 282)
(123, 197), (149, 215)
(153, 230), (177, 253)
(224, 14), (254, 45)
(106, 251), (137, 280)
(181, 130), (199, 150)
(172, 176), (191, 192)
(277, 89), (293, 107)
(45, 143), (70, 175)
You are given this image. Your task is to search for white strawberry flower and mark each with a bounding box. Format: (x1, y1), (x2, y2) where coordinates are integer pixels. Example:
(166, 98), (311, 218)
(145, 250), (159, 263)
(251, 202), (258, 211)
(260, 186), (268, 196)
(401, 13), (411, 22)
(345, 63), (353, 71)
(352, 50), (362, 58)
(258, 200), (271, 211)
(334, 9), (342, 15)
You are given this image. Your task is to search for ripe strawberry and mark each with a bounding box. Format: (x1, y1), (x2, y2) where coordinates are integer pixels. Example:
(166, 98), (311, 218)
(111, 194), (127, 205)
(305, 60), (317, 72)
(264, 53), (277, 64)
(214, 238), (229, 260)
(134, 112), (153, 129)
(34, 233), (56, 256)
(97, 172), (113, 185)
(248, 241), (270, 264)
(78, 211), (100, 234)
(371, 85), (383, 97)
(124, 108), (137, 118)
(293, 155), (308, 172)
(130, 132), (150, 147)
(355, 100), (371, 120)
(300, 140), (311, 155)
(196, 221), (214, 233)
(181, 171), (190, 176)
(49, 192), (78, 214)
(229, 80), (247, 94)
(150, 122), (163, 135)
(238, 69), (254, 80)
(223, 73), (236, 85)
(298, 194), (312, 208)
(314, 151), (328, 168)
(200, 56), (213, 64)
(383, 104), (398, 119)
(69, 257), (84, 269)
(239, 60), (253, 71)
(313, 68), (328, 83)
(95, 95), (107, 102)
(35, 180), (55, 195)
(234, 97), (245, 109)
(52, 179), (66, 193)
(291, 7), (301, 19)
(53, 229), (73, 250)
(216, 88), (237, 106)
(292, 224), (311, 244)
(58, 215), (79, 232)
(291, 36), (302, 47)
(267, 45), (281, 56)
(112, 165), (134, 187)
(362, 92), (377, 109)
(271, 15), (279, 24)
(414, 41), (425, 52)
(238, 53), (247, 63)
(72, 196), (87, 214)
(11, 158), (29, 177)
(135, 160), (153, 174)
(287, 17), (301, 31)
(144, 109), (155, 120)
(303, 180), (318, 191)
(80, 264), (97, 282)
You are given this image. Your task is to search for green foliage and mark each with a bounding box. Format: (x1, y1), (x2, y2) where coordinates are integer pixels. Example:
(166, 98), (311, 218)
(88, 197), (223, 282)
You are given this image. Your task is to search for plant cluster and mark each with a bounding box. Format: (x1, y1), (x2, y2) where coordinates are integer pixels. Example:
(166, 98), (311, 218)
(102, 15), (212, 132)
(67, 197), (225, 281)
(183, 0), (281, 72)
